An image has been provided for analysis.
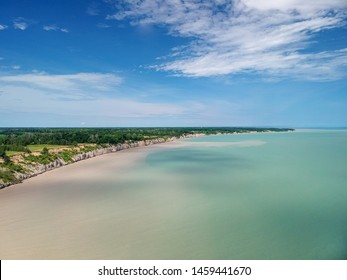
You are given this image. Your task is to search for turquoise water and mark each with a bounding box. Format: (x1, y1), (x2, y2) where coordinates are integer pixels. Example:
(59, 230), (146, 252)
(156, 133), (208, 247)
(1, 130), (346, 259)
(138, 131), (347, 259)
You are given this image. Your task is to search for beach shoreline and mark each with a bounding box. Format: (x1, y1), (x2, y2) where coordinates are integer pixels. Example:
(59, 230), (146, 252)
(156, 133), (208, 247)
(0, 133), (206, 190)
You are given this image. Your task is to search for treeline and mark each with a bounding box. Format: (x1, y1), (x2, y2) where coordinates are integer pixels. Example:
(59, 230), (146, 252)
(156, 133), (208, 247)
(0, 127), (293, 151)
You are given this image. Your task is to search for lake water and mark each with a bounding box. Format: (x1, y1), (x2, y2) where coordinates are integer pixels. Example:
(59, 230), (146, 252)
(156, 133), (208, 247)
(1, 130), (346, 259)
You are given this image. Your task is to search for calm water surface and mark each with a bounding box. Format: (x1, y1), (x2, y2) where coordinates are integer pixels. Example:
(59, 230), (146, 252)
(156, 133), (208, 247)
(1, 131), (346, 259)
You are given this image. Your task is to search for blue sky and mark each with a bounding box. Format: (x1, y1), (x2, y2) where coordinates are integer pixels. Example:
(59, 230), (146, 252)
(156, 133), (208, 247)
(0, 0), (346, 127)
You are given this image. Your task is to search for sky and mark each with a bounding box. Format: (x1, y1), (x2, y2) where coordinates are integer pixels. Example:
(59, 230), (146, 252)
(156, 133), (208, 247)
(0, 0), (346, 128)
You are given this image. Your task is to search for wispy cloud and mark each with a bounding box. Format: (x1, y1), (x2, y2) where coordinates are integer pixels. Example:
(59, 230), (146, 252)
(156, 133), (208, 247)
(107, 0), (347, 80)
(0, 72), (196, 123)
(0, 24), (8, 30)
(87, 2), (100, 16)
(13, 17), (30, 30)
(0, 85), (187, 117)
(43, 25), (69, 33)
(97, 23), (112, 28)
(43, 25), (56, 31)
(242, 0), (347, 12)
(0, 72), (123, 93)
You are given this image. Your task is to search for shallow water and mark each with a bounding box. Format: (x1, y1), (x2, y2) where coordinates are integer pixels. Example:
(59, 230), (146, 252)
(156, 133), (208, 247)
(1, 131), (346, 259)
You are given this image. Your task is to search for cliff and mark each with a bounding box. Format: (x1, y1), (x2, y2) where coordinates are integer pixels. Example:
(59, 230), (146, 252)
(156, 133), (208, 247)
(0, 136), (188, 190)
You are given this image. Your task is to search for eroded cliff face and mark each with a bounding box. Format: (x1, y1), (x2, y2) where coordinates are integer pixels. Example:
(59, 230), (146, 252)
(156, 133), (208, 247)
(0, 137), (178, 189)
(70, 139), (169, 161)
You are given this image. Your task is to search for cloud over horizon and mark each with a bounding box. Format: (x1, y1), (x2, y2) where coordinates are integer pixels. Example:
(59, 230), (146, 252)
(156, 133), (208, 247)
(107, 0), (347, 79)
(0, 72), (123, 94)
(0, 72), (202, 124)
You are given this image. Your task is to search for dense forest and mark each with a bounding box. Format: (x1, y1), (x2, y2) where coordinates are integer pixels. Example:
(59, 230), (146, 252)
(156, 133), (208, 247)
(0, 127), (293, 153)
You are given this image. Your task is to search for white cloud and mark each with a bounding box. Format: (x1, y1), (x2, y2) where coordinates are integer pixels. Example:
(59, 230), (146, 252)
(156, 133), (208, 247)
(243, 0), (347, 12)
(13, 18), (30, 30)
(43, 25), (69, 33)
(97, 23), (112, 28)
(14, 22), (28, 30)
(107, 0), (347, 79)
(0, 24), (8, 30)
(0, 72), (123, 93)
(43, 25), (58, 31)
(44, 25), (57, 31)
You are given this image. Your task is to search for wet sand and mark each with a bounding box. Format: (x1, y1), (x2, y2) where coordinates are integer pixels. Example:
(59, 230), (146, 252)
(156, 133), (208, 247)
(0, 141), (183, 259)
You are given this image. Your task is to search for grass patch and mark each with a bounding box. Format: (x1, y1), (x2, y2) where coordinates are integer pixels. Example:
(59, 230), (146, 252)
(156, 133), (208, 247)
(25, 153), (59, 165)
(6, 150), (23, 156)
(27, 144), (70, 152)
(79, 145), (99, 153)
(57, 149), (79, 163)
(0, 162), (26, 173)
(0, 169), (20, 184)
(0, 162), (26, 184)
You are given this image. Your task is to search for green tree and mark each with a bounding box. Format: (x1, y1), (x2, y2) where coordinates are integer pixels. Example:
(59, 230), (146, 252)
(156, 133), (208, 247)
(42, 147), (49, 155)
(0, 145), (6, 158)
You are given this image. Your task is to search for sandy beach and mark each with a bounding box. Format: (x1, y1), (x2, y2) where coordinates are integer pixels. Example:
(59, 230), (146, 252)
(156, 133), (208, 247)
(0, 140), (185, 259)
